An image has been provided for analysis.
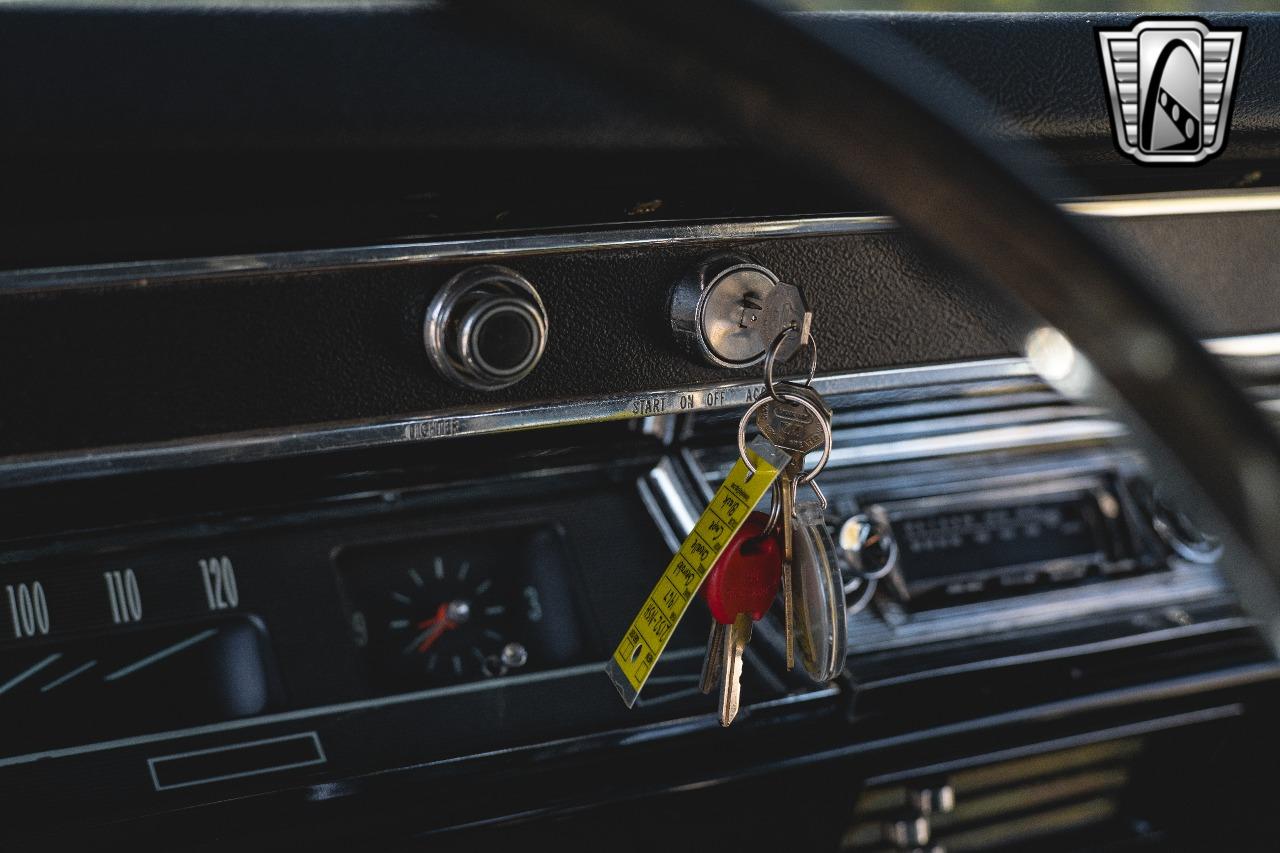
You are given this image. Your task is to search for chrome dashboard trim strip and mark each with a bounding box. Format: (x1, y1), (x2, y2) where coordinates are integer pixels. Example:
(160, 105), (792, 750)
(0, 651), (683, 770)
(1061, 188), (1280, 218)
(802, 419), (1124, 473)
(695, 416), (1126, 485)
(0, 215), (899, 295)
(1, 187), (1279, 486)
(4, 333), (1279, 489)
(6, 330), (1280, 488)
(1205, 332), (1280, 358)
(3, 189), (1280, 296)
(861, 705), (1246, 788)
(0, 641), (831, 772)
(859, 615), (1252, 689)
(0, 357), (1035, 488)
(845, 564), (1228, 655)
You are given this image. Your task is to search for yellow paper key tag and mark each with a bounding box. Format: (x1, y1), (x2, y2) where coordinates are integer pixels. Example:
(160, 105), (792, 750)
(606, 435), (790, 707)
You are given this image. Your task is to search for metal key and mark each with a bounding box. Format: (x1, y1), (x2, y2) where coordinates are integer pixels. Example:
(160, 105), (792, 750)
(698, 511), (783, 726)
(756, 382), (833, 669)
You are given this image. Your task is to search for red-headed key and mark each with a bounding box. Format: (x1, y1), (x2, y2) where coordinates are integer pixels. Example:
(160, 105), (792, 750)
(698, 511), (783, 726)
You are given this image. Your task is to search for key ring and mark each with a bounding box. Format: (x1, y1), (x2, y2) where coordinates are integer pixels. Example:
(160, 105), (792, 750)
(762, 475), (829, 538)
(764, 327), (818, 404)
(844, 574), (878, 615)
(736, 389), (832, 486)
(763, 479), (783, 535)
(838, 508), (898, 581)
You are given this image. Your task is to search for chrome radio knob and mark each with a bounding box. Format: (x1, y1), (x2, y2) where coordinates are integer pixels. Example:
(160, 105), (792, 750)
(838, 508), (898, 582)
(1147, 486), (1224, 564)
(424, 265), (548, 391)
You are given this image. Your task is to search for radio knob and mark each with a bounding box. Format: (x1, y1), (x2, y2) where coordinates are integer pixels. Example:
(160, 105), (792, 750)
(1128, 478), (1223, 565)
(424, 266), (548, 391)
(838, 508), (898, 581)
(1151, 494), (1223, 564)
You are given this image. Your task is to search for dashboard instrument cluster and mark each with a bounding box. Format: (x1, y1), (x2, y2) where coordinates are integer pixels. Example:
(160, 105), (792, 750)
(0, 550), (283, 756)
(0, 195), (1273, 848)
(0, 452), (739, 825)
(0, 343), (1243, 841)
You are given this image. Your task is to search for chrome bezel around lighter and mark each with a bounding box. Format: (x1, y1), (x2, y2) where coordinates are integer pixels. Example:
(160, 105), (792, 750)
(423, 265), (548, 391)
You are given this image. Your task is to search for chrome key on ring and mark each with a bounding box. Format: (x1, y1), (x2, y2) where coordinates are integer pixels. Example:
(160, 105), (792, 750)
(754, 386), (832, 668)
(753, 326), (826, 669)
(735, 328), (835, 678)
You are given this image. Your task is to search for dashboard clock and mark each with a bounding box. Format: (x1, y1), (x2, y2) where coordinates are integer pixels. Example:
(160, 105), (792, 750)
(339, 525), (587, 693)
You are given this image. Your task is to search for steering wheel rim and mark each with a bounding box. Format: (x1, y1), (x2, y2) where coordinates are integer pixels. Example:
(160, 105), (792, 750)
(466, 0), (1280, 645)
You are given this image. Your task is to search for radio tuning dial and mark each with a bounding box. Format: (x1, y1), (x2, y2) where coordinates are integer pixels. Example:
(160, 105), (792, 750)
(1137, 481), (1224, 564)
(424, 265), (548, 391)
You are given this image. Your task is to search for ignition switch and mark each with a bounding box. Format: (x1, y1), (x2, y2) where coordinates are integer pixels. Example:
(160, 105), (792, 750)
(669, 253), (809, 368)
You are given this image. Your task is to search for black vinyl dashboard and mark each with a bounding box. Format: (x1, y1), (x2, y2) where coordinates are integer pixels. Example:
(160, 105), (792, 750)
(4, 196), (1280, 851)
(4, 5), (1280, 852)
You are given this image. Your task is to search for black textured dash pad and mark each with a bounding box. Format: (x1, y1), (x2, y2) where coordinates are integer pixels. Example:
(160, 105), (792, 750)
(2, 209), (1280, 456)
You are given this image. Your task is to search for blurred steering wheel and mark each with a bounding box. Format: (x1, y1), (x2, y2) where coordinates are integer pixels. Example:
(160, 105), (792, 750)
(467, 0), (1280, 645)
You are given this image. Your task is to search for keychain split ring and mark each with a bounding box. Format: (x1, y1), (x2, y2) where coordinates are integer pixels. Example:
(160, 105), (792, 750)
(736, 389), (833, 486)
(763, 479), (783, 536)
(763, 327), (818, 404)
(762, 476), (827, 538)
(844, 574), (878, 615)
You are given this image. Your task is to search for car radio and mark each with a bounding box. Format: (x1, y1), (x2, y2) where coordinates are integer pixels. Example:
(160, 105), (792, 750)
(853, 475), (1164, 609)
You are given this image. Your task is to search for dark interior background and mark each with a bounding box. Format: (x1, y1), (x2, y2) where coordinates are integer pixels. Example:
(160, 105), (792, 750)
(3, 8), (1280, 269)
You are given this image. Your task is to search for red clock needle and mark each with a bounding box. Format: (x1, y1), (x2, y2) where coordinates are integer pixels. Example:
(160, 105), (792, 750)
(416, 602), (457, 653)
